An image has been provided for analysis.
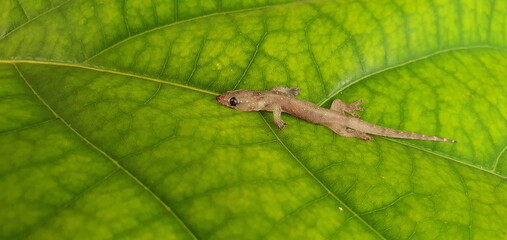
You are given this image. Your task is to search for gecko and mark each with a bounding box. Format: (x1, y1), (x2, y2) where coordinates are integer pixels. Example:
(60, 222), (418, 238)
(216, 86), (456, 143)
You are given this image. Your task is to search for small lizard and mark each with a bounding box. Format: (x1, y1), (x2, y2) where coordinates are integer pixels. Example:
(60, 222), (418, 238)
(216, 86), (456, 142)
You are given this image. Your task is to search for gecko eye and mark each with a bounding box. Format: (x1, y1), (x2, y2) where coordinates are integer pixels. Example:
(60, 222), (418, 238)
(229, 97), (238, 106)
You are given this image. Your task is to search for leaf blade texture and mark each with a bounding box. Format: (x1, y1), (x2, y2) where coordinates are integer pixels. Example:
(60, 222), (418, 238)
(1, 0), (506, 239)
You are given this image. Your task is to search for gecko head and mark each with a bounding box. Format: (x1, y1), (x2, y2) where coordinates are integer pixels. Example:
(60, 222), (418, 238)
(216, 89), (265, 111)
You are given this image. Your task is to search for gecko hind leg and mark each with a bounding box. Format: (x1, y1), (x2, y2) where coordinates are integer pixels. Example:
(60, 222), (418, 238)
(330, 99), (364, 118)
(329, 124), (373, 141)
(271, 86), (300, 97)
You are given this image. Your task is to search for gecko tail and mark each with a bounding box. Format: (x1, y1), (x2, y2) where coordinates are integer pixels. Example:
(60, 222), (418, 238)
(376, 129), (457, 143)
(345, 119), (457, 143)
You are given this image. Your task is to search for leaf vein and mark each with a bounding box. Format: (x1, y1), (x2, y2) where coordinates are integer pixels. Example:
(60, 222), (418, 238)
(233, 17), (267, 90)
(123, 0), (132, 36)
(83, 0), (306, 63)
(384, 137), (507, 180)
(186, 38), (207, 85)
(0, 60), (219, 96)
(317, 45), (507, 106)
(359, 192), (414, 216)
(14, 169), (120, 239)
(13, 63), (199, 240)
(259, 113), (387, 240)
(493, 145), (507, 171)
(0, 118), (54, 137)
(0, 0), (73, 40)
(304, 15), (327, 94)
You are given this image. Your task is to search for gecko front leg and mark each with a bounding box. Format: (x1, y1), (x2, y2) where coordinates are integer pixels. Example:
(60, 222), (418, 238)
(272, 107), (287, 129)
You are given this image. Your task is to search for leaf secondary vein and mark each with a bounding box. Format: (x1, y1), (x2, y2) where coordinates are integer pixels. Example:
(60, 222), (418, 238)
(82, 0), (307, 63)
(13, 169), (120, 239)
(0, 118), (54, 136)
(259, 114), (388, 240)
(385, 138), (507, 180)
(12, 63), (199, 240)
(233, 19), (268, 90)
(493, 145), (507, 172)
(317, 45), (507, 106)
(0, 0), (73, 40)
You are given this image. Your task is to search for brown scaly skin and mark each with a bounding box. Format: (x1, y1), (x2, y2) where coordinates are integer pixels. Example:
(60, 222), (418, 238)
(216, 87), (456, 143)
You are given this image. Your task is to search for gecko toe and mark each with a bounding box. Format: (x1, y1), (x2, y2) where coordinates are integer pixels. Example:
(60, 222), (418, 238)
(351, 100), (364, 110)
(277, 121), (287, 130)
(290, 87), (300, 96)
(343, 100), (364, 117)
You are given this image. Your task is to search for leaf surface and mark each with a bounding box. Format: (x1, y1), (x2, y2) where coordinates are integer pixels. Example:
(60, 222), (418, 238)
(1, 0), (506, 239)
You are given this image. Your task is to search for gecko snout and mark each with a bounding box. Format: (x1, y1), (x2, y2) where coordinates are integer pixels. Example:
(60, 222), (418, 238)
(216, 94), (236, 109)
(216, 94), (226, 106)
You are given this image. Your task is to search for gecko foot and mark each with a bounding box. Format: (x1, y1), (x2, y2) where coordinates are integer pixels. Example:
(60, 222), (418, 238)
(331, 99), (364, 118)
(288, 87), (300, 96)
(346, 128), (372, 141)
(345, 100), (364, 118)
(276, 120), (287, 129)
(329, 124), (372, 141)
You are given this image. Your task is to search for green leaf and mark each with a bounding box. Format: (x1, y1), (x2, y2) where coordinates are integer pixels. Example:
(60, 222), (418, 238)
(1, 0), (506, 239)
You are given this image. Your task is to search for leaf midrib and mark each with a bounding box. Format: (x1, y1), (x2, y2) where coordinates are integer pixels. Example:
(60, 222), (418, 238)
(1, 59), (220, 96)
(1, 45), (505, 180)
